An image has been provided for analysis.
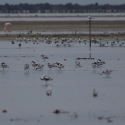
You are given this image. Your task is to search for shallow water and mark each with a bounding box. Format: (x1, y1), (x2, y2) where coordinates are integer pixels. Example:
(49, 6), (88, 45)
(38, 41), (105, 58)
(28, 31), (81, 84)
(0, 40), (125, 125)
(0, 17), (125, 21)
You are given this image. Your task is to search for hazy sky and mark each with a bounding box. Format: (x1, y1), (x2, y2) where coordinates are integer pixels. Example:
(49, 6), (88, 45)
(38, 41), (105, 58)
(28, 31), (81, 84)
(0, 0), (124, 5)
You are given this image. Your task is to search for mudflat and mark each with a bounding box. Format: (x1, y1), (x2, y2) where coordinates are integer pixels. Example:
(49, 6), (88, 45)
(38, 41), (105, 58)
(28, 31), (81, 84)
(0, 20), (125, 40)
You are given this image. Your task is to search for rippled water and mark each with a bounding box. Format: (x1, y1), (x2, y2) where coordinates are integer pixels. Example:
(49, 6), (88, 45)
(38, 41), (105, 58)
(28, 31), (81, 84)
(0, 40), (125, 125)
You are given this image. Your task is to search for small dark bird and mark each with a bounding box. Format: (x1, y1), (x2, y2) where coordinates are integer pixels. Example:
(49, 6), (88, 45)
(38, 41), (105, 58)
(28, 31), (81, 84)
(93, 87), (98, 97)
(11, 41), (14, 44)
(18, 43), (21, 47)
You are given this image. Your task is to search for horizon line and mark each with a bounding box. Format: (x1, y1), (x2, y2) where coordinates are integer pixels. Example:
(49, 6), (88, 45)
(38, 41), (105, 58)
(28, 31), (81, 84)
(1, 2), (125, 6)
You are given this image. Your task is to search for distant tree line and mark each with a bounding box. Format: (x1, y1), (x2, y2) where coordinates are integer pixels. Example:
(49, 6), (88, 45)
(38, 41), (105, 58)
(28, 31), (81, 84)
(0, 3), (125, 13)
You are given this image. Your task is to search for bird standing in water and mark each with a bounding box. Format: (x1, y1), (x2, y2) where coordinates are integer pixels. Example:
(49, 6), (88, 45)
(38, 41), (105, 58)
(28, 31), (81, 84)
(40, 75), (53, 85)
(46, 85), (52, 96)
(93, 87), (98, 97)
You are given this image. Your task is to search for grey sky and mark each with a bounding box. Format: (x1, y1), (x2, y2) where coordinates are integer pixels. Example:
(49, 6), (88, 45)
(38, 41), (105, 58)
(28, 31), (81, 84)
(0, 0), (124, 5)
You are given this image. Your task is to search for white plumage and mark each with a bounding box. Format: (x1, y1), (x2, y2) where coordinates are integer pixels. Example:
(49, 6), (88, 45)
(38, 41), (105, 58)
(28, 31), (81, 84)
(36, 64), (44, 70)
(46, 85), (52, 96)
(24, 64), (30, 72)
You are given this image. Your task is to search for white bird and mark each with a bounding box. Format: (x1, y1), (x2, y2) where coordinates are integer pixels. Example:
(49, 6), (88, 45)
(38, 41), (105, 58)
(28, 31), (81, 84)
(36, 64), (44, 70)
(97, 59), (106, 65)
(4, 22), (12, 32)
(54, 62), (64, 70)
(74, 59), (82, 67)
(56, 64), (64, 70)
(0, 62), (9, 70)
(48, 63), (55, 70)
(40, 75), (53, 85)
(46, 85), (52, 96)
(98, 69), (113, 77)
(41, 55), (49, 61)
(31, 61), (38, 68)
(92, 59), (105, 69)
(92, 62), (99, 69)
(24, 64), (30, 72)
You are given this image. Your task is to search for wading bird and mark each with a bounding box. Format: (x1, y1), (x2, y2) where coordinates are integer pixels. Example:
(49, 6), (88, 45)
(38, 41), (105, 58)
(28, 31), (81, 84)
(40, 75), (53, 85)
(24, 64), (30, 72)
(46, 85), (52, 96)
(93, 87), (98, 97)
(4, 22), (12, 32)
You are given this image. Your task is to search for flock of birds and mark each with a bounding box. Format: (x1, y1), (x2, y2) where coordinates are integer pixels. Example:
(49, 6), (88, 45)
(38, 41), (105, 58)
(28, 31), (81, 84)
(30, 60), (65, 71)
(2, 32), (122, 97)
(92, 59), (106, 69)
(24, 58), (113, 97)
(99, 38), (125, 47)
(1, 44), (114, 98)
(11, 36), (87, 48)
(10, 34), (125, 48)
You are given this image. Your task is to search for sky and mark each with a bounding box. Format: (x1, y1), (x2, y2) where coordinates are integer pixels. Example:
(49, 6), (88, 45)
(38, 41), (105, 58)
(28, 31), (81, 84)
(0, 0), (124, 5)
